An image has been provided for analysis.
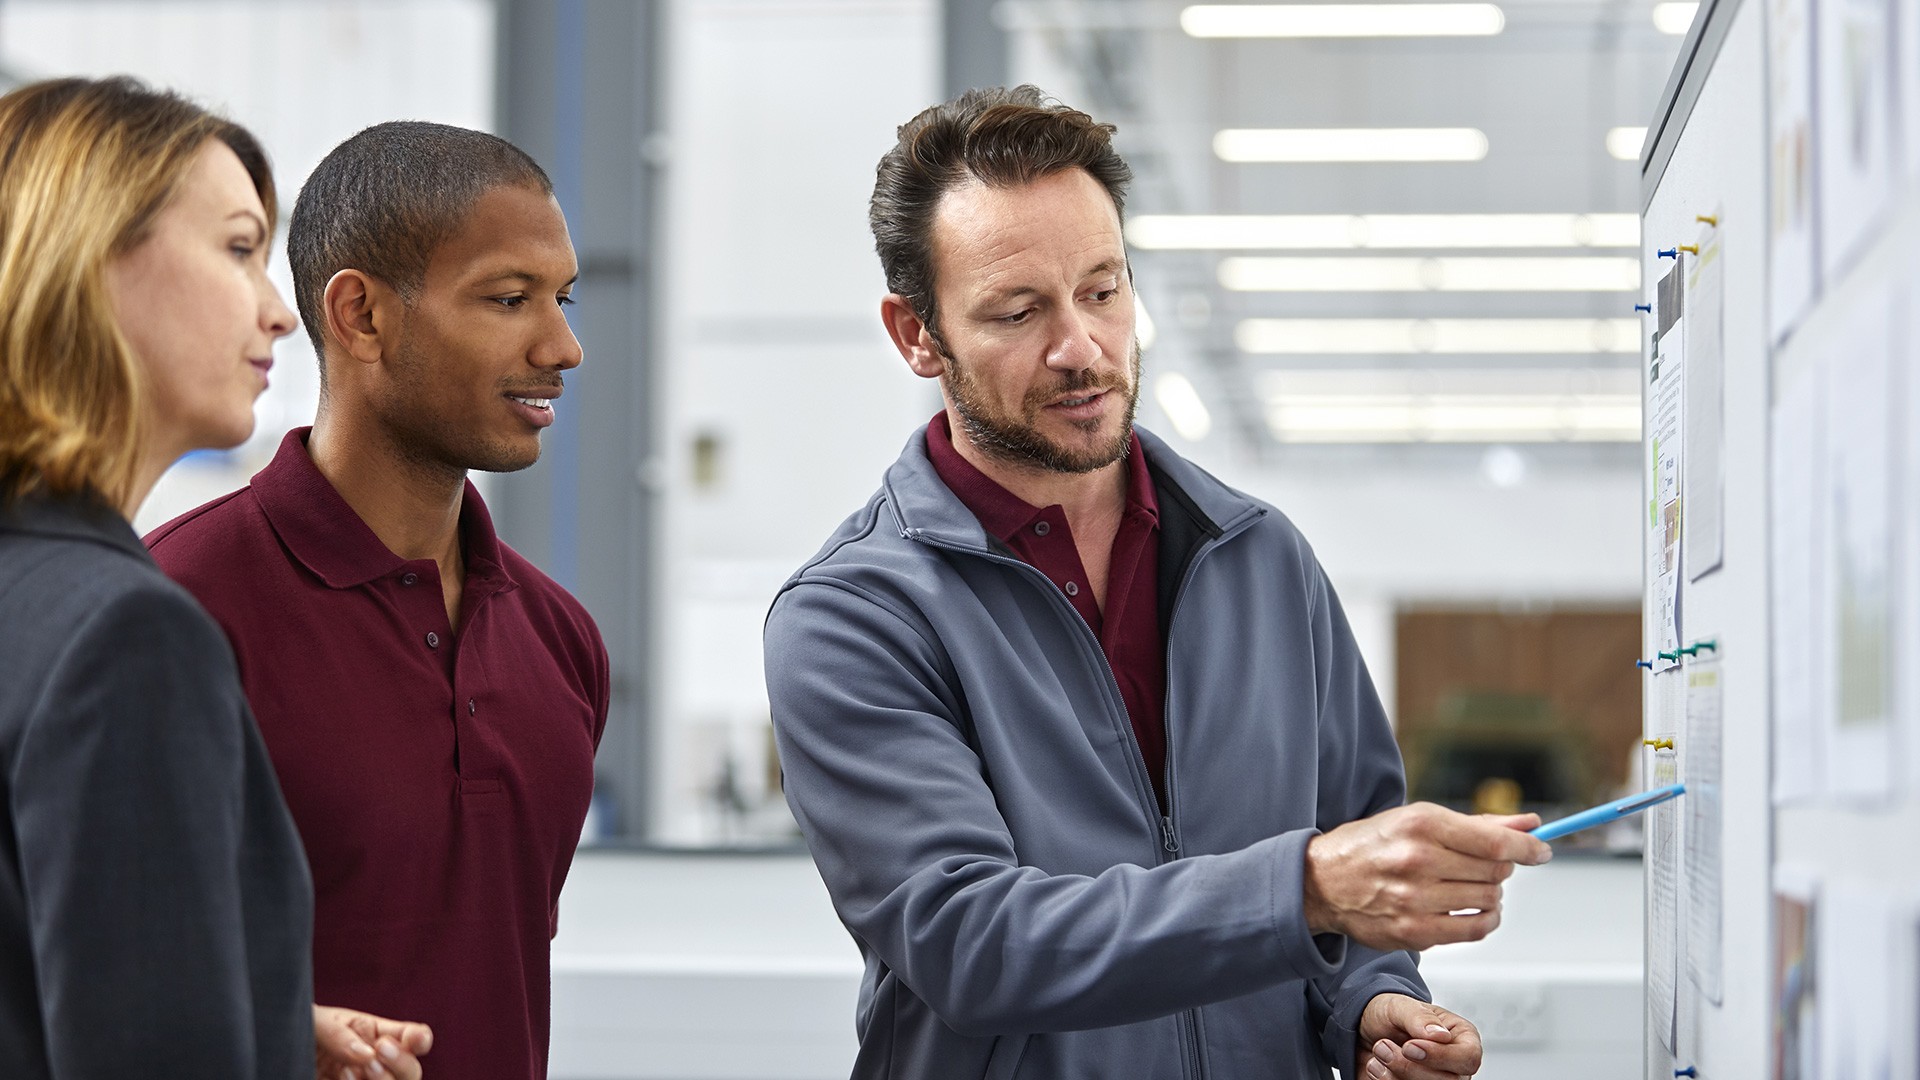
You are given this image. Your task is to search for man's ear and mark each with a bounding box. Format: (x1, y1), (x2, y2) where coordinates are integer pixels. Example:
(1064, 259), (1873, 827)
(321, 269), (396, 368)
(881, 294), (946, 380)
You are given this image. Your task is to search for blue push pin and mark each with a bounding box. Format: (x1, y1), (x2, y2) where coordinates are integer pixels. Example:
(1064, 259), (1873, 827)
(1635, 659), (1654, 670)
(1658, 248), (1679, 259)
(1675, 1069), (1698, 1078)
(1634, 303), (1653, 313)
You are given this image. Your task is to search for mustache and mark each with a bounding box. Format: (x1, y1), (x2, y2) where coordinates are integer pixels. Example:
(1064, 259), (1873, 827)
(500, 378), (566, 395)
(1023, 368), (1129, 411)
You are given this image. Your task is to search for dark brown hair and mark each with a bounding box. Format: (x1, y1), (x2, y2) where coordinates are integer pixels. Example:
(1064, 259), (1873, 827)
(0, 76), (275, 505)
(869, 85), (1132, 334)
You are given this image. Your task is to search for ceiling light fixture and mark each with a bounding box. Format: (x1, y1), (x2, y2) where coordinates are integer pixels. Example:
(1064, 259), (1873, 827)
(1651, 2), (1699, 33)
(1181, 3), (1506, 38)
(1127, 213), (1640, 250)
(1258, 369), (1640, 443)
(1236, 317), (1642, 354)
(1214, 127), (1490, 163)
(1606, 126), (1649, 161)
(1154, 373), (1214, 440)
(1217, 255), (1641, 291)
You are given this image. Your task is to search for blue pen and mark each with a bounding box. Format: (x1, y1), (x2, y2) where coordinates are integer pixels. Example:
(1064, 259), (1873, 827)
(1528, 783), (1687, 840)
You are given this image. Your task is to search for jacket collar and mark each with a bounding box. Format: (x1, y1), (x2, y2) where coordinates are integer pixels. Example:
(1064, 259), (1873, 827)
(251, 426), (515, 593)
(882, 422), (1260, 550)
(0, 490), (151, 565)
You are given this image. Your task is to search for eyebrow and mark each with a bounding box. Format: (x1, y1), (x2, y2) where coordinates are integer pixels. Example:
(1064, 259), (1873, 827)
(225, 209), (267, 239)
(474, 269), (580, 289)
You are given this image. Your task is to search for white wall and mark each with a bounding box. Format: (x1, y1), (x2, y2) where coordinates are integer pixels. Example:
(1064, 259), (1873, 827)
(0, 0), (497, 533)
(651, 0), (941, 843)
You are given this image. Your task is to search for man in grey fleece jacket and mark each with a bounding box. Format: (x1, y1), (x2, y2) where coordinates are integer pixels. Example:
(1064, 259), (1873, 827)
(763, 86), (1554, 1080)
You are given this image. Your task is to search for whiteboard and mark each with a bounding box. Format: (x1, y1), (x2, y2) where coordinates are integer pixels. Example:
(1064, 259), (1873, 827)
(1639, 0), (1920, 1074)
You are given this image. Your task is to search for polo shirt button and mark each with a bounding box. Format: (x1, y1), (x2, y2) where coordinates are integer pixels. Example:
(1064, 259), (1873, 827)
(402, 572), (418, 586)
(467, 698), (476, 715)
(1063, 581), (1079, 597)
(1033, 521), (1050, 536)
(426, 631), (440, 648)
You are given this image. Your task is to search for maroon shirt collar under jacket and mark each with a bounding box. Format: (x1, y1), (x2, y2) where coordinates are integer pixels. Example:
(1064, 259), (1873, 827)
(925, 412), (1170, 804)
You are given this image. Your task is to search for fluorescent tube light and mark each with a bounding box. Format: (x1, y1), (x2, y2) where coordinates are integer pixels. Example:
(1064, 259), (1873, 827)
(1214, 127), (1489, 163)
(1127, 213), (1641, 250)
(1652, 2), (1699, 33)
(1236, 317), (1642, 354)
(1154, 373), (1213, 440)
(1258, 368), (1640, 442)
(1218, 256), (1641, 292)
(1181, 3), (1506, 38)
(1606, 127), (1649, 161)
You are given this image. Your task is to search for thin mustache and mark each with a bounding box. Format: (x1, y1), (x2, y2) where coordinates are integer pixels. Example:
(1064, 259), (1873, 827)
(1026, 371), (1125, 409)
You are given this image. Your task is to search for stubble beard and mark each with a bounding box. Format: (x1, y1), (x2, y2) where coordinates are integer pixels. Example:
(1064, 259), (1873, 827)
(379, 325), (546, 481)
(939, 336), (1143, 475)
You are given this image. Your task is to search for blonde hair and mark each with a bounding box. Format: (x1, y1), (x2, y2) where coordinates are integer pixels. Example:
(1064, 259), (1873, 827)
(0, 76), (276, 506)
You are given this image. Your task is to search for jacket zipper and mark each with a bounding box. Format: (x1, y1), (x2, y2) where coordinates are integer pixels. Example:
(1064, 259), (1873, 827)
(908, 512), (1259, 1080)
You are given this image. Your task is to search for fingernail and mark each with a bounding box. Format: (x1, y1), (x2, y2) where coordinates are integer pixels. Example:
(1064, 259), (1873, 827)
(367, 1063), (386, 1078)
(1403, 1042), (1427, 1060)
(351, 1042), (372, 1057)
(1367, 1060), (1389, 1078)
(1426, 1024), (1450, 1037)
(379, 1042), (400, 1061)
(1374, 1040), (1395, 1060)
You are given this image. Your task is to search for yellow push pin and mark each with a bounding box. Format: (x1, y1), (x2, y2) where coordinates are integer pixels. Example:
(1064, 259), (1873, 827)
(1676, 244), (1700, 255)
(1695, 215), (1718, 227)
(1643, 737), (1675, 751)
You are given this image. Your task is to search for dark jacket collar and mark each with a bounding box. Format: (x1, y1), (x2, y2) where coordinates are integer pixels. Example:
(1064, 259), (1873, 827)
(0, 489), (151, 565)
(883, 423), (1260, 551)
(251, 427), (514, 592)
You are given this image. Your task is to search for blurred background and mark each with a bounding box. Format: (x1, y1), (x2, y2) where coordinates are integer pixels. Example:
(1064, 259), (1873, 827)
(0, 1), (1692, 1075)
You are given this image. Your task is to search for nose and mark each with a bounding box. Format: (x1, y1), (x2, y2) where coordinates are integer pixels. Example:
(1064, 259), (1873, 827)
(537, 303), (584, 372)
(1044, 308), (1100, 372)
(260, 277), (297, 341)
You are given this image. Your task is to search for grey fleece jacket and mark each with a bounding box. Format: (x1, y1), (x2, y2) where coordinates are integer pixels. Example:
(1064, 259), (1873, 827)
(764, 425), (1427, 1080)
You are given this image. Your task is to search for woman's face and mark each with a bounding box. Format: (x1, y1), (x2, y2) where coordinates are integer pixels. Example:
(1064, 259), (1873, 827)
(106, 138), (296, 458)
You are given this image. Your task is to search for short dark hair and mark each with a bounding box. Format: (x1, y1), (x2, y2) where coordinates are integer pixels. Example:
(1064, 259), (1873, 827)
(287, 120), (552, 369)
(869, 85), (1132, 334)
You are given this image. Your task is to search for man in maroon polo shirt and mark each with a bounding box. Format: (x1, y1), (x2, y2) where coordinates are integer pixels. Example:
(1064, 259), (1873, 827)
(148, 122), (608, 1080)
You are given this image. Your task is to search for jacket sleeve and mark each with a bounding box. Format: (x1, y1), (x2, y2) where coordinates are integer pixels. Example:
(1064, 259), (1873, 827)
(1301, 559), (1430, 1078)
(765, 576), (1343, 1037)
(12, 584), (282, 1077)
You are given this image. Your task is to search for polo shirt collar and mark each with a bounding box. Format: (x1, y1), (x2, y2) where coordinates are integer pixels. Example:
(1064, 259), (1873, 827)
(923, 412), (1159, 545)
(252, 427), (516, 593)
(887, 418), (1262, 549)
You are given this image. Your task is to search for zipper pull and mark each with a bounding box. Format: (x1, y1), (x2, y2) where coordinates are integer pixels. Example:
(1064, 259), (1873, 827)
(1161, 816), (1180, 853)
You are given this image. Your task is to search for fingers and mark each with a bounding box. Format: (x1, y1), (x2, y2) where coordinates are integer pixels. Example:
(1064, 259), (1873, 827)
(1367, 1038), (1474, 1080)
(366, 1017), (433, 1057)
(1420, 805), (1552, 865)
(373, 1038), (424, 1080)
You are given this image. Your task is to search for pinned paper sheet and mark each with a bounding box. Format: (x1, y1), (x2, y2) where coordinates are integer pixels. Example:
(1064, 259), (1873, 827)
(1648, 266), (1686, 671)
(1685, 657), (1723, 1004)
(1821, 284), (1897, 803)
(1770, 372), (1823, 805)
(1685, 213), (1727, 581)
(1767, 0), (1817, 341)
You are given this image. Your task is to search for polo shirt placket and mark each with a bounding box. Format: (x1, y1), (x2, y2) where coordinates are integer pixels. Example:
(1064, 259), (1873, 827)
(147, 428), (610, 1080)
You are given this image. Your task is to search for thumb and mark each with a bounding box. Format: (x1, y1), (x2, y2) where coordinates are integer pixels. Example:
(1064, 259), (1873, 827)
(1482, 812), (1542, 832)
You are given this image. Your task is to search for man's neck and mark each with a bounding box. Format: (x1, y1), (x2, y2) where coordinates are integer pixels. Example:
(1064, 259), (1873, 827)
(307, 408), (466, 572)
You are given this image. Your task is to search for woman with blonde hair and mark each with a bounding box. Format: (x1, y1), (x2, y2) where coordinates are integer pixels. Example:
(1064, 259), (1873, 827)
(0, 77), (425, 1080)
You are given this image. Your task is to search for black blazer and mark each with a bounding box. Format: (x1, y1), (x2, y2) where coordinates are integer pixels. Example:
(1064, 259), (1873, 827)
(0, 493), (312, 1078)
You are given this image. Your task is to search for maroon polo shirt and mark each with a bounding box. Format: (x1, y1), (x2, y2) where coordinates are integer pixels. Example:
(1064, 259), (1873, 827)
(147, 428), (608, 1080)
(926, 414), (1169, 802)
